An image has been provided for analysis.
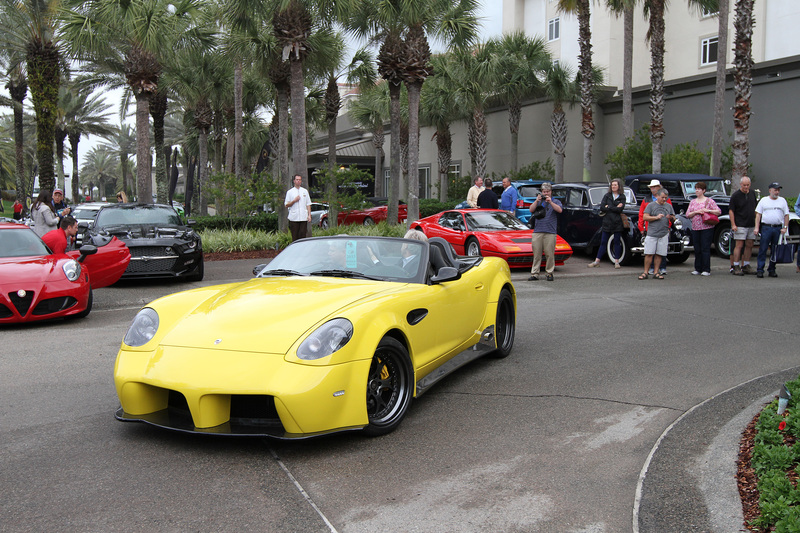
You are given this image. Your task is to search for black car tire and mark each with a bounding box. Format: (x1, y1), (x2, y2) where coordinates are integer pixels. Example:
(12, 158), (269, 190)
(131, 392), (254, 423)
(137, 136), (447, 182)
(363, 337), (413, 437)
(490, 288), (515, 359)
(75, 289), (92, 319)
(187, 259), (204, 282)
(672, 251), (691, 263)
(363, 217), (374, 226)
(714, 223), (733, 258)
(466, 237), (481, 257)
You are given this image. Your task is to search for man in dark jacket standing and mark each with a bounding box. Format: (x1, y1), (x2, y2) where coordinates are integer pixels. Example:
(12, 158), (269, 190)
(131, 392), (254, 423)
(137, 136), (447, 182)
(729, 176), (757, 275)
(477, 178), (498, 209)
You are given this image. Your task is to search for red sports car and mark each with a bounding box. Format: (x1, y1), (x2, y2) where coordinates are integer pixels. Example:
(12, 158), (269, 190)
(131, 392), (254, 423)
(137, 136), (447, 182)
(0, 223), (130, 323)
(335, 197), (408, 226)
(409, 209), (573, 268)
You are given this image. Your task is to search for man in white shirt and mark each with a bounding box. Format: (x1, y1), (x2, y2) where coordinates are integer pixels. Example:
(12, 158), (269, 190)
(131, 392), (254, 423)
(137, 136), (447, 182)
(466, 176), (484, 208)
(754, 181), (790, 278)
(285, 174), (312, 241)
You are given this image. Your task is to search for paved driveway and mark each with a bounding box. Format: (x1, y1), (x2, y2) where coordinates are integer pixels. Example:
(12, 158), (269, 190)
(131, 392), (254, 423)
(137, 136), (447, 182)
(1, 253), (796, 532)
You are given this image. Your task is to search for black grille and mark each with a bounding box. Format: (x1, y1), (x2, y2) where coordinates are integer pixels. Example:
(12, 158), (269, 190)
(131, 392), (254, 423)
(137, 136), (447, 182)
(230, 395), (281, 427)
(32, 296), (78, 316)
(0, 304), (12, 318)
(8, 291), (34, 316)
(127, 257), (178, 273)
(129, 246), (176, 258)
(507, 255), (534, 263)
(511, 238), (531, 244)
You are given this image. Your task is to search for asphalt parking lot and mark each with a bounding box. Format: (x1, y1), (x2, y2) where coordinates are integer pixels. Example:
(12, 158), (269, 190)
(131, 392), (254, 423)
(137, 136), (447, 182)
(2, 251), (798, 532)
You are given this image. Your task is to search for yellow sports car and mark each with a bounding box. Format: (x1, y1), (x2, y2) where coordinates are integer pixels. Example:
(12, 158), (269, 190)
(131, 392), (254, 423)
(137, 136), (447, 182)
(114, 236), (516, 439)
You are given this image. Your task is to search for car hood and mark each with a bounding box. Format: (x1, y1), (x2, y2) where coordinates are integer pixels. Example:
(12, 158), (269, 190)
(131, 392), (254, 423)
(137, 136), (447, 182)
(157, 277), (404, 354)
(0, 256), (65, 287)
(479, 230), (532, 245)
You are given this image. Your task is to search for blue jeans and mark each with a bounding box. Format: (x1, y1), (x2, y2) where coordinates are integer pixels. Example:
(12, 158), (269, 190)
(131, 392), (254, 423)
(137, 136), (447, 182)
(757, 225), (781, 273)
(691, 228), (714, 273)
(596, 231), (622, 261)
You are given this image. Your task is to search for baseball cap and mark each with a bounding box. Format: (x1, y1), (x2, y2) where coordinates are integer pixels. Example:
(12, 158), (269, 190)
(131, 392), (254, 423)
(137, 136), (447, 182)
(53, 188), (63, 194)
(768, 182), (782, 189)
(647, 179), (661, 187)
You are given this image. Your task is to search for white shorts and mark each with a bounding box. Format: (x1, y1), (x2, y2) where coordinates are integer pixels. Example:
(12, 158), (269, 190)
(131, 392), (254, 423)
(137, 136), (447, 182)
(733, 226), (756, 240)
(644, 234), (669, 256)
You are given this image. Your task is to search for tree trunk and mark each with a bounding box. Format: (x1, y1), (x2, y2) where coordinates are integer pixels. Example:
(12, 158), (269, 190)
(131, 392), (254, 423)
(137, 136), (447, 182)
(10, 78), (27, 211)
(578, 0), (594, 181)
(135, 92), (152, 202)
(69, 133), (80, 201)
(388, 82), (401, 226)
(467, 118), (477, 176)
(56, 128), (66, 189)
(406, 81), (421, 222)
(184, 150), (194, 215)
(509, 101), (520, 171)
(27, 43), (59, 195)
(732, 0), (754, 184)
(552, 104), (567, 183)
(150, 90), (168, 204)
(473, 109), (487, 180)
(276, 83), (290, 233)
(198, 129), (209, 216)
(649, 0), (666, 174)
(622, 5), (634, 141)
(373, 128), (384, 197)
(234, 60), (244, 179)
(437, 127), (452, 201)
(290, 59), (308, 182)
(711, 0), (731, 179)
(169, 147), (179, 203)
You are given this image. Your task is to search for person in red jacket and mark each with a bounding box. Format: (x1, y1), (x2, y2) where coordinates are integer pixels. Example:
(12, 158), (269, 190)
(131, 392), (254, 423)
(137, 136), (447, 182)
(42, 215), (78, 254)
(638, 179), (673, 275)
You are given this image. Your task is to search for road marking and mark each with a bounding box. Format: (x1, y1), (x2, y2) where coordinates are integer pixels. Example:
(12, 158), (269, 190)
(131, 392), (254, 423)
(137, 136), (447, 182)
(269, 447), (339, 533)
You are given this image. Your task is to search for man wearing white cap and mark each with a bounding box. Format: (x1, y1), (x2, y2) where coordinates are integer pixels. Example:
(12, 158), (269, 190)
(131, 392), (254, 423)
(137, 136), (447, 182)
(637, 179), (672, 275)
(754, 182), (790, 278)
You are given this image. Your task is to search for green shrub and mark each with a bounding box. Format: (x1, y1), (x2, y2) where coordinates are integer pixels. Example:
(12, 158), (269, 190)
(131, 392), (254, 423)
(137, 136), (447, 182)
(193, 213), (280, 233)
(420, 199), (460, 217)
(752, 443), (796, 477)
(490, 160), (556, 183)
(775, 507), (800, 532)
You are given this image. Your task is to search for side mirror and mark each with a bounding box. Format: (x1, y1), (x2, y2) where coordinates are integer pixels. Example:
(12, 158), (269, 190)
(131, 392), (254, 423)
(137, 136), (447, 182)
(431, 266), (460, 284)
(253, 264), (267, 276)
(77, 244), (98, 263)
(77, 221), (89, 229)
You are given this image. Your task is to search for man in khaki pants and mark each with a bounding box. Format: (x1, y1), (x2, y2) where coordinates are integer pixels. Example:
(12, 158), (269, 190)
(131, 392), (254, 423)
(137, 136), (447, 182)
(528, 182), (563, 281)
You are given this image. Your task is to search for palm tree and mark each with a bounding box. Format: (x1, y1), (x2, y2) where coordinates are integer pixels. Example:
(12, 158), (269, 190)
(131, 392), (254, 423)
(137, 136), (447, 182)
(102, 124), (136, 198)
(543, 62), (578, 183)
(492, 32), (550, 171)
(645, 0), (718, 173)
(559, 0), (594, 181)
(0, 54), (28, 209)
(710, 0), (730, 178)
(0, 0), (64, 194)
(349, 83), (389, 196)
(81, 145), (119, 198)
(606, 0), (636, 142)
(63, 0), (211, 203)
(731, 0), (752, 186)
(57, 83), (115, 201)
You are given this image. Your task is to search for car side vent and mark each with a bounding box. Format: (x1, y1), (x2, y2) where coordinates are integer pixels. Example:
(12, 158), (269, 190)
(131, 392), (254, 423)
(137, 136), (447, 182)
(407, 308), (428, 326)
(8, 291), (34, 317)
(0, 304), (13, 318)
(33, 296), (77, 315)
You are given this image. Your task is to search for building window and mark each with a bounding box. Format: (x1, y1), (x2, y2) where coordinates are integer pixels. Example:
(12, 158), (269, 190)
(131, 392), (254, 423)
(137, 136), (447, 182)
(701, 8), (717, 18)
(701, 36), (718, 66)
(548, 18), (560, 41)
(383, 168), (390, 197)
(418, 167), (431, 200)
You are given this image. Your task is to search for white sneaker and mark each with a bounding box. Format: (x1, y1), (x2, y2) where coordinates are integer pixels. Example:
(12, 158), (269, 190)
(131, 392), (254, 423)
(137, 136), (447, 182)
(691, 271), (700, 275)
(587, 260), (600, 268)
(701, 272), (711, 276)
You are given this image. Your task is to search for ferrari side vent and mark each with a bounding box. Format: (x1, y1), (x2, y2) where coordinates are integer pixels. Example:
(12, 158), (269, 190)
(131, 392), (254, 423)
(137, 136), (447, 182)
(511, 238), (530, 244)
(32, 296), (78, 316)
(8, 291), (34, 317)
(0, 304), (13, 318)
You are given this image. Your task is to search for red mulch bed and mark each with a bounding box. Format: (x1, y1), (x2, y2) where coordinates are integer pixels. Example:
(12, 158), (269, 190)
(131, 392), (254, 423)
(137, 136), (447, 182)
(738, 413), (761, 531)
(203, 249), (280, 262)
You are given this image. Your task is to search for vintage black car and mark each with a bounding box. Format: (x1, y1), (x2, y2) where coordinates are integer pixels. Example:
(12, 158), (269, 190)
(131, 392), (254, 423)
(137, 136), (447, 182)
(549, 182), (693, 264)
(84, 203), (204, 281)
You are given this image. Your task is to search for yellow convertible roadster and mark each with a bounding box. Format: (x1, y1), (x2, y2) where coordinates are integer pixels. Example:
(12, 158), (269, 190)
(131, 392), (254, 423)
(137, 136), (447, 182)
(114, 236), (516, 439)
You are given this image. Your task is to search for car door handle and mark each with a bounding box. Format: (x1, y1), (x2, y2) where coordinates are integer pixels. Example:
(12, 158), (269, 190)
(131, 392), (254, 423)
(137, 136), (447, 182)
(474, 283), (484, 291)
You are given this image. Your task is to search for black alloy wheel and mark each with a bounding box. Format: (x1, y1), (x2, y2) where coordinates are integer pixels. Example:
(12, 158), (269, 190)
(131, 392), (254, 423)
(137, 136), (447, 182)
(491, 288), (515, 358)
(364, 337), (413, 437)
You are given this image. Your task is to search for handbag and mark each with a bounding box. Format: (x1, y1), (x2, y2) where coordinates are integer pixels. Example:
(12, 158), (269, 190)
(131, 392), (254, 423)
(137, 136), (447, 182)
(771, 233), (796, 264)
(620, 213), (630, 229)
(701, 199), (719, 226)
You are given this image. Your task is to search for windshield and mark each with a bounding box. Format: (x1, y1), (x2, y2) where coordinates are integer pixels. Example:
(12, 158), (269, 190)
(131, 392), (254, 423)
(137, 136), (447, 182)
(71, 206), (101, 222)
(256, 237), (426, 283)
(682, 180), (727, 196)
(0, 228), (50, 257)
(516, 186), (541, 198)
(464, 211), (528, 231)
(588, 187), (638, 206)
(95, 205), (182, 227)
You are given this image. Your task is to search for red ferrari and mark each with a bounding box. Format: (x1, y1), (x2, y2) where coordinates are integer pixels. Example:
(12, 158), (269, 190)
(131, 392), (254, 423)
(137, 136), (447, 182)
(409, 209), (573, 268)
(0, 223), (130, 323)
(335, 198), (408, 226)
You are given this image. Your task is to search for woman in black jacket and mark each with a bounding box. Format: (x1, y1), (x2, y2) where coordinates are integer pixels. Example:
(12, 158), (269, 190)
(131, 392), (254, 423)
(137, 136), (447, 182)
(588, 179), (626, 268)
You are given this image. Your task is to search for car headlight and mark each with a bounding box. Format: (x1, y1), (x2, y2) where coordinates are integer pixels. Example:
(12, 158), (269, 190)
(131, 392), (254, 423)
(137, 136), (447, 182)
(124, 308), (160, 347)
(62, 259), (81, 281)
(673, 219), (683, 230)
(296, 318), (353, 360)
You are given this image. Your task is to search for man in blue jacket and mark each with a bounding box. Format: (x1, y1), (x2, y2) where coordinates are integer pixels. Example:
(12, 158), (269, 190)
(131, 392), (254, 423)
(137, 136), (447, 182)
(500, 178), (518, 213)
